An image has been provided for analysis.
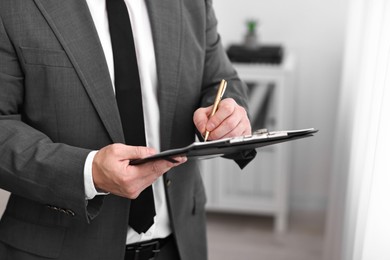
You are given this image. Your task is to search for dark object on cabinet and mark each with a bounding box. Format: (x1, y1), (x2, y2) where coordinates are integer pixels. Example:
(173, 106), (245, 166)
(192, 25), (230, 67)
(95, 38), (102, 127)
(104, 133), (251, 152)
(227, 44), (284, 64)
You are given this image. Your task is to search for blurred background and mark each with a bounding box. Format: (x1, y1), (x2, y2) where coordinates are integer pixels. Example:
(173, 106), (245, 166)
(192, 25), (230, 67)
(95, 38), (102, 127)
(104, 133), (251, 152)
(213, 0), (347, 218)
(202, 0), (347, 259)
(1, 0), (390, 259)
(203, 0), (390, 259)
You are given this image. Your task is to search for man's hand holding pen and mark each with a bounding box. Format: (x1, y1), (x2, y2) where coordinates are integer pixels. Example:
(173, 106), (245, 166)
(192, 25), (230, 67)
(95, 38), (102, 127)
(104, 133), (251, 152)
(193, 80), (252, 141)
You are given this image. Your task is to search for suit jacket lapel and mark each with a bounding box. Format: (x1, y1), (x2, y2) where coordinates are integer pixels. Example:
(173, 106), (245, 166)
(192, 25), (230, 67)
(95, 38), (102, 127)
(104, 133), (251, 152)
(34, 0), (124, 143)
(146, 0), (182, 151)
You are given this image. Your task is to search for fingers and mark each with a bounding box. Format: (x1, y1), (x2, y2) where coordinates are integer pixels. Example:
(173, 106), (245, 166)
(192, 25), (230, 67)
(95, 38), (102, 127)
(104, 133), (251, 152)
(194, 98), (252, 140)
(206, 98), (236, 133)
(92, 144), (187, 199)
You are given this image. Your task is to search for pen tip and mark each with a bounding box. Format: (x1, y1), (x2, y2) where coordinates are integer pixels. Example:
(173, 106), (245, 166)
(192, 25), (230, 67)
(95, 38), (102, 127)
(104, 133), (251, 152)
(204, 132), (210, 142)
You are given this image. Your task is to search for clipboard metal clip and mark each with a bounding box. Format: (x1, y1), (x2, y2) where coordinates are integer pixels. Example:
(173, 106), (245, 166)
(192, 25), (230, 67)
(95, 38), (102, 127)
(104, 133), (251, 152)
(253, 128), (268, 135)
(230, 129), (268, 144)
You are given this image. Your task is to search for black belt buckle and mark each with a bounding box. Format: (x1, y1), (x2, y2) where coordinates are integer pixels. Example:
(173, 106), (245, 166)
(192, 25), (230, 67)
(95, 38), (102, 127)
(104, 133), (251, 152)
(126, 239), (161, 260)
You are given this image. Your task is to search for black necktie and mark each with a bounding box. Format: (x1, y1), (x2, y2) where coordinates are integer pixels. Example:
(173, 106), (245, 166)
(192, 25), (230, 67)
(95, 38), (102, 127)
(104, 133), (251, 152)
(106, 0), (156, 234)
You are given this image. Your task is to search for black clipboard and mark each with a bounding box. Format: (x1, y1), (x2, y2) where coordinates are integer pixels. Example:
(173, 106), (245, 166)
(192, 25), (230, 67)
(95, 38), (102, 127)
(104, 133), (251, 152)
(129, 128), (318, 165)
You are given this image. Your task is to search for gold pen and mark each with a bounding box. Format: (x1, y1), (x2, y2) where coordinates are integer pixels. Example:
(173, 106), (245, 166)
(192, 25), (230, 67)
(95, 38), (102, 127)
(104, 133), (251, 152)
(204, 79), (227, 141)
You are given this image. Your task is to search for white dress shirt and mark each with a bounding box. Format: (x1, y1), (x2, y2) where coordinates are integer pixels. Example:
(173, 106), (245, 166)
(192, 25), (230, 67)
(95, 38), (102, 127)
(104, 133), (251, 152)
(84, 0), (171, 244)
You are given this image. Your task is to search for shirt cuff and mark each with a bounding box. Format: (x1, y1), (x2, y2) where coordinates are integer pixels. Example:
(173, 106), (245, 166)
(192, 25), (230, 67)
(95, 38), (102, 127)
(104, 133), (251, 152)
(84, 150), (109, 200)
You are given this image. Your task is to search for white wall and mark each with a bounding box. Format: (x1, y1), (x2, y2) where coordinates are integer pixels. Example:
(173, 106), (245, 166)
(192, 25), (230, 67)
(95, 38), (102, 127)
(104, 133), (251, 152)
(213, 0), (349, 213)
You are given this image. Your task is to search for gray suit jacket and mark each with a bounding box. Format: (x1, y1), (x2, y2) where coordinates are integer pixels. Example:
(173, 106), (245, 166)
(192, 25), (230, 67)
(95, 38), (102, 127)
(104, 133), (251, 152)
(0, 0), (251, 259)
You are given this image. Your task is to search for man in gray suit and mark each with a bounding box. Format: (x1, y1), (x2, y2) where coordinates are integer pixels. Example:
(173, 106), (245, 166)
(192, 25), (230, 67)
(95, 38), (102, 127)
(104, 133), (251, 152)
(0, 0), (254, 259)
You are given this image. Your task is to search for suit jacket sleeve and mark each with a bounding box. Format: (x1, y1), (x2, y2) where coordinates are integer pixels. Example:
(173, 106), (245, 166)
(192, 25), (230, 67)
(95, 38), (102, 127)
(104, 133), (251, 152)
(200, 0), (250, 110)
(0, 14), (99, 222)
(198, 0), (257, 166)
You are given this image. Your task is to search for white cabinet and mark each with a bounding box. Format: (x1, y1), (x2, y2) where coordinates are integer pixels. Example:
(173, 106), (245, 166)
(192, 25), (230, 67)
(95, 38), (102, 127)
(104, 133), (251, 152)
(201, 55), (295, 232)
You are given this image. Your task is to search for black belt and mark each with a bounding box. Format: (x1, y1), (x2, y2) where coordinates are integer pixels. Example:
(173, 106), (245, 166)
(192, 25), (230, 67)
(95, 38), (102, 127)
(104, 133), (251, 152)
(125, 235), (172, 260)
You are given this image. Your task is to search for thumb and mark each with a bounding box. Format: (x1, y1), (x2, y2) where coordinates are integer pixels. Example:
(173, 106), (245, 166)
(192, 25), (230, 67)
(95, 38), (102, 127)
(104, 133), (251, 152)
(193, 106), (212, 134)
(113, 144), (156, 160)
